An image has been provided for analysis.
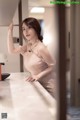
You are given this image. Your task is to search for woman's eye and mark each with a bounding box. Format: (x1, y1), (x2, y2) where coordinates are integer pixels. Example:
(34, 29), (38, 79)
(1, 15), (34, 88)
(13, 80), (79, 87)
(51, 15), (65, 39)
(28, 26), (32, 29)
(22, 26), (32, 32)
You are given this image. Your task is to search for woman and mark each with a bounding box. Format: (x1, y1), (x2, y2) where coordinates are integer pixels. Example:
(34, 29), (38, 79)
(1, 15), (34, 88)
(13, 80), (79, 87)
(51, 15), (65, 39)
(7, 17), (56, 98)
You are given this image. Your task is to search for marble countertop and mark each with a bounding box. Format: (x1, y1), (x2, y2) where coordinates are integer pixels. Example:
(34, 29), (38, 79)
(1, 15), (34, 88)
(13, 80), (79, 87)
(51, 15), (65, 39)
(0, 72), (56, 120)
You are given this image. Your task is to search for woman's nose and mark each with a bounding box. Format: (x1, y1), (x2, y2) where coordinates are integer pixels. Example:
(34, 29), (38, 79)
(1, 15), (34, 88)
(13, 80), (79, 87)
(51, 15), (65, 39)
(25, 28), (29, 33)
(24, 29), (28, 34)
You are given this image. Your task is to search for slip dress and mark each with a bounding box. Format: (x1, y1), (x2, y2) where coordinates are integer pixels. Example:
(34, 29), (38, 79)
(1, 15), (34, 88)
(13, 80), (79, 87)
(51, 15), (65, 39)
(23, 43), (56, 98)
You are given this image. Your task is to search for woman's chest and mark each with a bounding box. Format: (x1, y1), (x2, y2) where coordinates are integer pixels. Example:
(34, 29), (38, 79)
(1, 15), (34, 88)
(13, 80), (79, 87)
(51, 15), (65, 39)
(23, 51), (42, 66)
(23, 50), (48, 74)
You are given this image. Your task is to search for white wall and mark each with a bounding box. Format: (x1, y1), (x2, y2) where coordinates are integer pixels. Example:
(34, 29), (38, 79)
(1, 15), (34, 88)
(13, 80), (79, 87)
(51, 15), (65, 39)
(0, 26), (20, 73)
(43, 7), (58, 61)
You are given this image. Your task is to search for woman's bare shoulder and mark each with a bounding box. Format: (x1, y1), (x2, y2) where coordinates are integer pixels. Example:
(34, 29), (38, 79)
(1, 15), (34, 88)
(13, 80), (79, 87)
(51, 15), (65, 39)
(38, 41), (46, 48)
(37, 41), (47, 52)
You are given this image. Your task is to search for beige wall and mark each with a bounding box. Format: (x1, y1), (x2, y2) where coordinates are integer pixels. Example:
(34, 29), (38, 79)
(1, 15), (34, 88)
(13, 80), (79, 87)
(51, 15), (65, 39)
(43, 7), (58, 60)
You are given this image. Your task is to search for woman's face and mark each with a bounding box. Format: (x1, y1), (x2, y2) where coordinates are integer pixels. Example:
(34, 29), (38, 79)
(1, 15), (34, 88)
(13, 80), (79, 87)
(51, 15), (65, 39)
(22, 23), (38, 42)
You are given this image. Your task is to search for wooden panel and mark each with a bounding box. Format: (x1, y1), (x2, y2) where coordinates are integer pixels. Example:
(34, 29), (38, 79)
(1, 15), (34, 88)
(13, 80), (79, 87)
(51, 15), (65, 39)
(0, 64), (2, 80)
(57, 4), (67, 120)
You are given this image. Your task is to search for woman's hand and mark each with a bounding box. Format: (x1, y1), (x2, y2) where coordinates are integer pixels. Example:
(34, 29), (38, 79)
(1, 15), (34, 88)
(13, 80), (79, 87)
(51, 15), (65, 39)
(25, 74), (40, 82)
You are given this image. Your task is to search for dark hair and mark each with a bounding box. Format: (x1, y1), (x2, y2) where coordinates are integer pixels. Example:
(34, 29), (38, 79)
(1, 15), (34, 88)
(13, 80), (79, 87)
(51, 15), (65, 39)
(22, 17), (43, 42)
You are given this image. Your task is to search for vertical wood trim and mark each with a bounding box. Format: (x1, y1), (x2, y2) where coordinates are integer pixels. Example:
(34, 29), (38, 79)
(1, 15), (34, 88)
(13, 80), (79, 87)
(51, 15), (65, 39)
(57, 4), (67, 120)
(0, 64), (2, 80)
(18, 0), (23, 72)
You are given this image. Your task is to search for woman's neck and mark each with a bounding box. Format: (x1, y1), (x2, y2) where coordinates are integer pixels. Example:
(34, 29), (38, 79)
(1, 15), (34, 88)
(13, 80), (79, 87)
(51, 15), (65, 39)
(27, 37), (39, 52)
(28, 37), (39, 46)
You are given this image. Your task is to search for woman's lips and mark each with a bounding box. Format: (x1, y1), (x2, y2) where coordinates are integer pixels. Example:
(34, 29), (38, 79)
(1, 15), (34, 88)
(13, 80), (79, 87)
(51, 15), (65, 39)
(25, 34), (31, 40)
(26, 34), (30, 37)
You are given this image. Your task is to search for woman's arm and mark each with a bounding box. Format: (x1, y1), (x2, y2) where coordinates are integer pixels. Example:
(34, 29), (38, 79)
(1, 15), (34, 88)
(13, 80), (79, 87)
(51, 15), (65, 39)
(7, 23), (27, 55)
(36, 45), (55, 80)
(29, 65), (53, 82)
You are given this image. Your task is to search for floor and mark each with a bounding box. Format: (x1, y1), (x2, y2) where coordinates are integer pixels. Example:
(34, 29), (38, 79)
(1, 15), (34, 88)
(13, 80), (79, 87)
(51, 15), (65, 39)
(66, 71), (80, 120)
(67, 107), (80, 120)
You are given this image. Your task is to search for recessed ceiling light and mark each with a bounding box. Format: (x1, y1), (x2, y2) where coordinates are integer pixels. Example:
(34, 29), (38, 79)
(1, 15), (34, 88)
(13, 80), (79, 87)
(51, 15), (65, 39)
(30, 7), (45, 13)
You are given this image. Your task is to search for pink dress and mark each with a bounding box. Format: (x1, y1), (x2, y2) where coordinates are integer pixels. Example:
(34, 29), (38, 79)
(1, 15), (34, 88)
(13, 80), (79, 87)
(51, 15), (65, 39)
(22, 42), (56, 97)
